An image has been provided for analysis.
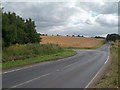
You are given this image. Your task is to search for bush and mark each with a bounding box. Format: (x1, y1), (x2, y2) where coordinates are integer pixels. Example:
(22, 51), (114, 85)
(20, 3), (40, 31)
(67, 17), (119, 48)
(2, 44), (63, 62)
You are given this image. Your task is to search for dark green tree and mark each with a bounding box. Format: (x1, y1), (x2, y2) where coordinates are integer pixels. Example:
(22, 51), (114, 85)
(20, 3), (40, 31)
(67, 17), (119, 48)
(106, 34), (120, 42)
(24, 18), (40, 43)
(2, 11), (40, 47)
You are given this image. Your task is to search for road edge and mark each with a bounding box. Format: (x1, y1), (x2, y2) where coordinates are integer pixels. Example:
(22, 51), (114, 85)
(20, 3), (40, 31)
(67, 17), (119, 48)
(85, 46), (111, 88)
(2, 50), (77, 74)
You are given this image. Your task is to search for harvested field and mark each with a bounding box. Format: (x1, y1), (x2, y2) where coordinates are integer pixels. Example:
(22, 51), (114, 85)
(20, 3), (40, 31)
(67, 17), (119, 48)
(41, 36), (105, 48)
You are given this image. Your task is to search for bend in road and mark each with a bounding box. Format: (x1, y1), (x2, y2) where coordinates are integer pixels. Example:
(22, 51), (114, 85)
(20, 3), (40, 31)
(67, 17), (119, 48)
(2, 43), (110, 88)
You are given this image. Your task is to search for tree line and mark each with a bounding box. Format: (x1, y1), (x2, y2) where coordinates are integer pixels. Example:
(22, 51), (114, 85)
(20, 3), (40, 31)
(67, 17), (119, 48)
(2, 11), (40, 47)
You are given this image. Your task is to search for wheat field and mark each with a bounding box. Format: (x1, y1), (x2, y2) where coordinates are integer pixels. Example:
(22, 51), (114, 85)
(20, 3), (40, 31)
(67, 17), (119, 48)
(40, 36), (105, 48)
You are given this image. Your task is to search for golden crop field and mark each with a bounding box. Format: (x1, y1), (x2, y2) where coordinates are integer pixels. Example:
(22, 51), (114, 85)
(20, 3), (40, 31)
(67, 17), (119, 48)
(40, 36), (105, 48)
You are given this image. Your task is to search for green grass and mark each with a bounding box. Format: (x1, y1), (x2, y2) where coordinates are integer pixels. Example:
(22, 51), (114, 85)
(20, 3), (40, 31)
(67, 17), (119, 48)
(2, 43), (64, 62)
(2, 49), (76, 69)
(95, 44), (119, 88)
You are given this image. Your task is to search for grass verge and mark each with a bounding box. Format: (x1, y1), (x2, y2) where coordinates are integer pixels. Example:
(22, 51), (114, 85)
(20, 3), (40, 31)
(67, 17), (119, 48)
(2, 49), (76, 69)
(95, 44), (119, 88)
(2, 44), (64, 63)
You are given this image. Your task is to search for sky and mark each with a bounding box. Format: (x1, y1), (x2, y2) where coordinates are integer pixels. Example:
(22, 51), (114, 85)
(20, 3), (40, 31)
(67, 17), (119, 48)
(2, 0), (119, 37)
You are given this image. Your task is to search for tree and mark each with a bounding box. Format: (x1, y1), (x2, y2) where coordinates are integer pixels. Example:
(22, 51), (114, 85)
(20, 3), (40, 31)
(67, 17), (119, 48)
(2, 11), (40, 47)
(57, 34), (59, 36)
(81, 35), (84, 37)
(77, 35), (80, 37)
(72, 35), (75, 37)
(106, 34), (120, 42)
(24, 18), (39, 43)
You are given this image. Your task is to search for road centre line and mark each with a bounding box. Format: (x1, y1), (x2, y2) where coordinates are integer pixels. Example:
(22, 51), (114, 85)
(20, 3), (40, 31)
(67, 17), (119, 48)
(10, 73), (50, 88)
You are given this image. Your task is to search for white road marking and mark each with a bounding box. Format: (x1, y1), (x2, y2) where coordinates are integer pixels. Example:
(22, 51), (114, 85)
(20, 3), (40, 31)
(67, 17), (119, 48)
(57, 59), (64, 62)
(3, 44), (111, 88)
(63, 63), (74, 69)
(2, 57), (72, 74)
(105, 56), (109, 64)
(3, 67), (33, 74)
(63, 61), (78, 69)
(2, 48), (77, 74)
(56, 55), (74, 62)
(85, 66), (102, 88)
(85, 45), (110, 88)
(2, 62), (50, 74)
(3, 69), (18, 74)
(104, 46), (110, 64)
(10, 73), (50, 88)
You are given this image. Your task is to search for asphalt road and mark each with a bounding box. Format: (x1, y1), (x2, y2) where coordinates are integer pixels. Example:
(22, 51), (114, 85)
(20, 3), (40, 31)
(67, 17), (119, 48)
(2, 44), (110, 88)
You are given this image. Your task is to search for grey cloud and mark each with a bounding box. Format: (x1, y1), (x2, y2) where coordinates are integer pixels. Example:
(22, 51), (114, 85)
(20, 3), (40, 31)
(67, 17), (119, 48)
(18, 2), (77, 32)
(101, 2), (118, 14)
(118, 2), (120, 15)
(2, 2), (118, 37)
(49, 24), (118, 37)
(3, 2), (76, 30)
(77, 2), (118, 14)
(95, 14), (118, 27)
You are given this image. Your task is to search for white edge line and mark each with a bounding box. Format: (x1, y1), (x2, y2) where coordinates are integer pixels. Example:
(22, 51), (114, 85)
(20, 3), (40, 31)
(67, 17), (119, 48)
(10, 73), (50, 88)
(105, 56), (109, 64)
(3, 66), (36, 74)
(2, 62), (51, 74)
(2, 47), (77, 74)
(85, 45), (110, 88)
(2, 55), (72, 74)
(85, 68), (101, 88)
(105, 46), (110, 64)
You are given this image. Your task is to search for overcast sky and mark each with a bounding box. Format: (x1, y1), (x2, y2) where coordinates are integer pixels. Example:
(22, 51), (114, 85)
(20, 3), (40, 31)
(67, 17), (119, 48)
(2, 1), (119, 37)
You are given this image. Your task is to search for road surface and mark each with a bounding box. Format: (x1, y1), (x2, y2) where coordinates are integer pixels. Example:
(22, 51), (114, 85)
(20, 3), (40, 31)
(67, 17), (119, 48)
(2, 44), (110, 88)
